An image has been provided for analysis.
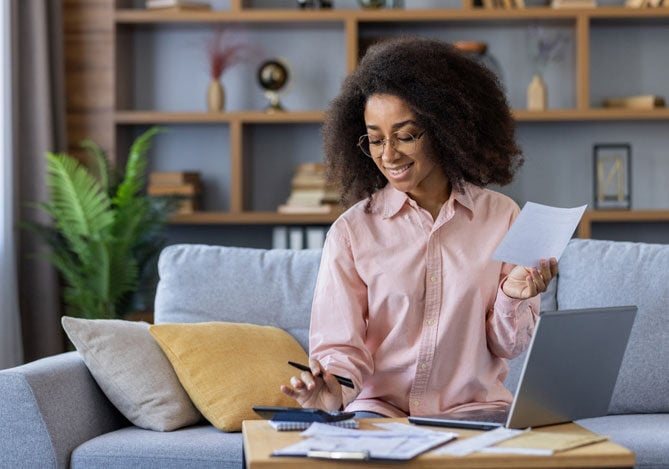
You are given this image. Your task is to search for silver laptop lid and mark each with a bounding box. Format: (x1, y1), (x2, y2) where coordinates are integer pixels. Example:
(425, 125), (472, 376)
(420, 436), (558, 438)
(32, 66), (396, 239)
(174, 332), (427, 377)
(506, 305), (637, 429)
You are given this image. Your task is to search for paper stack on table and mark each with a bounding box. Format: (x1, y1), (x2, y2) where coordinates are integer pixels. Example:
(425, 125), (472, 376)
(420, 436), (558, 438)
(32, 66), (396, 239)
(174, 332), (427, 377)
(272, 422), (456, 461)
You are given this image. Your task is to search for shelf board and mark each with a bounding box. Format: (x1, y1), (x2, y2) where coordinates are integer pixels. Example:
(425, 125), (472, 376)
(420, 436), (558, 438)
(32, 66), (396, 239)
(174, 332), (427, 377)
(115, 109), (669, 125)
(578, 209), (669, 238)
(513, 108), (669, 122)
(582, 210), (669, 223)
(169, 211), (342, 225)
(115, 7), (669, 24)
(115, 110), (325, 124)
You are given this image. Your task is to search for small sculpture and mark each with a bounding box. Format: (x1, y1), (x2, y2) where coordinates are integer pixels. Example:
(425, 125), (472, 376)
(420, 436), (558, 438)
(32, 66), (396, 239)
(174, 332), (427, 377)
(257, 59), (290, 113)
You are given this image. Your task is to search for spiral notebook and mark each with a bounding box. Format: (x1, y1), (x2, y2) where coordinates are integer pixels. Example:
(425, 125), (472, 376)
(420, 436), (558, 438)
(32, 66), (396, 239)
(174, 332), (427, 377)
(269, 418), (359, 431)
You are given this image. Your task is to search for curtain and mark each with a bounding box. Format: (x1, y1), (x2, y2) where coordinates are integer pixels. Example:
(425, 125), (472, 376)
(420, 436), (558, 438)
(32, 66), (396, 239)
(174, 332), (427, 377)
(0, 0), (23, 369)
(14, 0), (67, 362)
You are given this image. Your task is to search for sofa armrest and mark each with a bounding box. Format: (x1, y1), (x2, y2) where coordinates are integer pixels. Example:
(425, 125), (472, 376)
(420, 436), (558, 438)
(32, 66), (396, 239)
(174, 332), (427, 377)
(0, 351), (128, 468)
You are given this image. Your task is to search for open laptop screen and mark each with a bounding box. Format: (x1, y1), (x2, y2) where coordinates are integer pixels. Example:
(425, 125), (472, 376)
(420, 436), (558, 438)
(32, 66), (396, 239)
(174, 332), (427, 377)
(410, 305), (637, 430)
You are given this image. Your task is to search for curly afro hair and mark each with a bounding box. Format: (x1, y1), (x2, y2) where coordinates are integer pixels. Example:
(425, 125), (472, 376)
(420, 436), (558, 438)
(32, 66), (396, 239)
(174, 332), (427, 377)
(322, 35), (523, 209)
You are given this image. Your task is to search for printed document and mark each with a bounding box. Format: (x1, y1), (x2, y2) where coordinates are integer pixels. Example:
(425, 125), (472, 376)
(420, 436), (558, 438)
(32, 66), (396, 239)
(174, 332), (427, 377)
(492, 202), (587, 268)
(272, 422), (456, 461)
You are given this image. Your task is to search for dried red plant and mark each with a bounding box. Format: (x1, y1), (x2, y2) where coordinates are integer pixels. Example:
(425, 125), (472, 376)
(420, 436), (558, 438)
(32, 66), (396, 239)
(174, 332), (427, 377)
(207, 28), (252, 80)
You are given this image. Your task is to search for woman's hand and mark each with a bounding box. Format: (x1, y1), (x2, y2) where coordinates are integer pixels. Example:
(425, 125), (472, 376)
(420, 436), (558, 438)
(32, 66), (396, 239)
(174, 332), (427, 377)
(280, 358), (344, 412)
(503, 257), (558, 300)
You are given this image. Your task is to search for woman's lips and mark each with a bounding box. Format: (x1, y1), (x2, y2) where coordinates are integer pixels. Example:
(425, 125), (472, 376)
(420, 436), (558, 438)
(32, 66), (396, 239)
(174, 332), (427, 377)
(385, 162), (413, 178)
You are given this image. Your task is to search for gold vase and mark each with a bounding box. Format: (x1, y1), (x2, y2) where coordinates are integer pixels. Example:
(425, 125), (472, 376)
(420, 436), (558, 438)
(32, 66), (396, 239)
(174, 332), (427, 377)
(207, 79), (225, 112)
(527, 74), (547, 111)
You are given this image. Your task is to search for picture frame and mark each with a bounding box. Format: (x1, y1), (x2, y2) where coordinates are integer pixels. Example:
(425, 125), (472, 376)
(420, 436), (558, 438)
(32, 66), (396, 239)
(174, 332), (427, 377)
(593, 144), (631, 210)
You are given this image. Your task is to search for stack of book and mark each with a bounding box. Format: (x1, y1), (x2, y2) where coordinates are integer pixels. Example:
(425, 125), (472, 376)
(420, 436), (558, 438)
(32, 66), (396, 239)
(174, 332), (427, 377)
(478, 0), (526, 9)
(603, 94), (666, 110)
(147, 171), (202, 214)
(551, 0), (596, 8)
(278, 163), (340, 214)
(145, 0), (212, 11)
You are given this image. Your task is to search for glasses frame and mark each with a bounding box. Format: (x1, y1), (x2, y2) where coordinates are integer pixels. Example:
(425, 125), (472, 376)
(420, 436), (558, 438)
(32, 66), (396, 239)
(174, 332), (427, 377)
(357, 130), (426, 159)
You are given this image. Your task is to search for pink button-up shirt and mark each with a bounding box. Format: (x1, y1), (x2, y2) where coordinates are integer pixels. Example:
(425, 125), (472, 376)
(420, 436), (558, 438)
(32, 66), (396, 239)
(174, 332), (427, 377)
(310, 183), (540, 417)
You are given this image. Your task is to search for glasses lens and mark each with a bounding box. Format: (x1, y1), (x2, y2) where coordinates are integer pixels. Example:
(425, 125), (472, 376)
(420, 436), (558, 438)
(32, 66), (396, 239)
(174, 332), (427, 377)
(393, 131), (416, 155)
(357, 131), (420, 158)
(358, 135), (372, 157)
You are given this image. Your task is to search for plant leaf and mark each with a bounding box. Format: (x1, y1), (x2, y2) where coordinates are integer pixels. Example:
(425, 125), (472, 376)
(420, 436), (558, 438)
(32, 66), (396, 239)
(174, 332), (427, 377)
(114, 127), (163, 209)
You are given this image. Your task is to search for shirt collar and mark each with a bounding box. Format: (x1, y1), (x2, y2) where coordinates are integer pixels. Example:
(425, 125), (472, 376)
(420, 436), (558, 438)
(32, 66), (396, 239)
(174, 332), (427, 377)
(376, 183), (477, 219)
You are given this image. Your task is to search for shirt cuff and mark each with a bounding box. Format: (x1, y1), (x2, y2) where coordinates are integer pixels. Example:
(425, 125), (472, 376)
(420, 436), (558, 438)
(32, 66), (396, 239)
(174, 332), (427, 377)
(495, 278), (538, 317)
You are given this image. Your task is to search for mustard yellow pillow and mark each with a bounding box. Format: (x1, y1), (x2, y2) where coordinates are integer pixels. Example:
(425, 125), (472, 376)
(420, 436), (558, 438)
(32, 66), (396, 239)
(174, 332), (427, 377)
(149, 322), (307, 432)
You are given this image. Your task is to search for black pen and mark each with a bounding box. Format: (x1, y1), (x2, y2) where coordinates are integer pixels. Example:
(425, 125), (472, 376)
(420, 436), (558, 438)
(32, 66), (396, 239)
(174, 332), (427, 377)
(288, 361), (354, 389)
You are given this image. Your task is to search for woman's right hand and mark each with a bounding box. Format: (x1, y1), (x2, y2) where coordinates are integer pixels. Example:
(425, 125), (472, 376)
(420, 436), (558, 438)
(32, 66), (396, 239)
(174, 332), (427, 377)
(280, 358), (343, 412)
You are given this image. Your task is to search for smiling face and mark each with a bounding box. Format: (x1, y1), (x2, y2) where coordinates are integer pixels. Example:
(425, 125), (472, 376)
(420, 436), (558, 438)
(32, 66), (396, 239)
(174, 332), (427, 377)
(363, 94), (450, 214)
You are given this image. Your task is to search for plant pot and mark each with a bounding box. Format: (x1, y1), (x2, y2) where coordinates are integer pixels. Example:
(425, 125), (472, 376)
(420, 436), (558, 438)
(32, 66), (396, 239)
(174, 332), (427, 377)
(527, 74), (547, 111)
(207, 79), (225, 112)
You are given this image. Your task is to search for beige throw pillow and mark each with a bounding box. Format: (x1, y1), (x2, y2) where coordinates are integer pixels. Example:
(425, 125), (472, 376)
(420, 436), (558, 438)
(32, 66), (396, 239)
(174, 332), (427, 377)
(61, 316), (201, 431)
(149, 322), (308, 432)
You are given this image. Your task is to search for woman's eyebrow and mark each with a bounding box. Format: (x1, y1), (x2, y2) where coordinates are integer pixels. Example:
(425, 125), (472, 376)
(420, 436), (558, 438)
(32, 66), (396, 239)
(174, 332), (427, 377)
(366, 120), (417, 131)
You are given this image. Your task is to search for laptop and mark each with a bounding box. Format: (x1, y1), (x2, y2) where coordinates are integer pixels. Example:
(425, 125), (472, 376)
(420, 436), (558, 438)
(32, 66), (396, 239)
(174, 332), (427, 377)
(409, 305), (637, 430)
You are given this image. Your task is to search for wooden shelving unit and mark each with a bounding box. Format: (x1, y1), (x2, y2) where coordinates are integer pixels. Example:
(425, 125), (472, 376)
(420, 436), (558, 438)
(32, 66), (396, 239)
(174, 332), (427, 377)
(64, 2), (669, 228)
(578, 210), (669, 239)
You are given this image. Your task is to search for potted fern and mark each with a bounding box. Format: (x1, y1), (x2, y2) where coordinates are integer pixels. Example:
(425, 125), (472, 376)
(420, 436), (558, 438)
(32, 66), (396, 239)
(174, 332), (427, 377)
(28, 127), (176, 320)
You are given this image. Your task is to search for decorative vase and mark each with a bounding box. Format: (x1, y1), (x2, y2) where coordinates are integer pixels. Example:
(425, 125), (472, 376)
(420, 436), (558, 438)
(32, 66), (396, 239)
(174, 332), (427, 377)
(207, 79), (225, 112)
(527, 74), (547, 111)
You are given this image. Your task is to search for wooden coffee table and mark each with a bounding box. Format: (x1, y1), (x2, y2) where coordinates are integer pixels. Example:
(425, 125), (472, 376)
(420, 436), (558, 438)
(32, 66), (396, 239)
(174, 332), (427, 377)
(243, 418), (634, 469)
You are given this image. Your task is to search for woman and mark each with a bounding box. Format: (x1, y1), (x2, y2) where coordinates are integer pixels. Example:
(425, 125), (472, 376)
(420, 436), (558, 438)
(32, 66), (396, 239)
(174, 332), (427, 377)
(280, 36), (558, 418)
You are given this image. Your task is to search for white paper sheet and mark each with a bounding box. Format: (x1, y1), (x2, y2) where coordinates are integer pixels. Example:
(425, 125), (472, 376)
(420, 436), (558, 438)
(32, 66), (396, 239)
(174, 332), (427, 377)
(433, 427), (525, 456)
(492, 202), (587, 268)
(273, 422), (456, 461)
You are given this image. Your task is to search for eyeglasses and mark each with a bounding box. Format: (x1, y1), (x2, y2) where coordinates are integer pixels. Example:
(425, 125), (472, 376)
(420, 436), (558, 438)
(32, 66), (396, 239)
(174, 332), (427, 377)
(357, 130), (425, 159)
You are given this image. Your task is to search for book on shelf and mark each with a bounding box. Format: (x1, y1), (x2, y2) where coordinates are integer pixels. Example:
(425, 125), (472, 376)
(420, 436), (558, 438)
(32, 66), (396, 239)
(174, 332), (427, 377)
(481, 0), (525, 8)
(603, 95), (666, 110)
(145, 0), (212, 10)
(147, 176), (202, 214)
(277, 204), (339, 215)
(551, 0), (597, 8)
(172, 198), (200, 214)
(149, 171), (201, 186)
(147, 183), (201, 197)
(625, 0), (665, 7)
(278, 162), (341, 215)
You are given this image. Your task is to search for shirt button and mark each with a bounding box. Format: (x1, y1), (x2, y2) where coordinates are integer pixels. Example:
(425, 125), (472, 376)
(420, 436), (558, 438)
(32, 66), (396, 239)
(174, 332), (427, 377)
(413, 400), (420, 407)
(420, 362), (428, 370)
(427, 319), (436, 327)
(430, 275), (437, 283)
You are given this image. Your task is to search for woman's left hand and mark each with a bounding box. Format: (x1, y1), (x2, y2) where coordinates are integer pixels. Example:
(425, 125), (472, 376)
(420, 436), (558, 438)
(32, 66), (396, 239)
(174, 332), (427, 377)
(503, 257), (558, 300)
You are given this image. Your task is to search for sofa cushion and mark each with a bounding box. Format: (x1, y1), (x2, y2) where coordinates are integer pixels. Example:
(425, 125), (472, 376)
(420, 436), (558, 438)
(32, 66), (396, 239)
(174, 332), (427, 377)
(154, 245), (321, 351)
(557, 239), (669, 414)
(71, 425), (241, 469)
(577, 414), (669, 469)
(149, 322), (308, 432)
(62, 317), (201, 431)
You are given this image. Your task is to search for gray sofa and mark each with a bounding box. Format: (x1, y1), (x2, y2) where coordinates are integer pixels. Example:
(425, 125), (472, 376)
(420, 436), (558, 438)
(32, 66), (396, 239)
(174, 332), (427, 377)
(1, 238), (667, 468)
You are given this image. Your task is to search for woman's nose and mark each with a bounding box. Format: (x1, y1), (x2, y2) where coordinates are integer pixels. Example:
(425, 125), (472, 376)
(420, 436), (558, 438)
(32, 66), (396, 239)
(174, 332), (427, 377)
(380, 141), (400, 162)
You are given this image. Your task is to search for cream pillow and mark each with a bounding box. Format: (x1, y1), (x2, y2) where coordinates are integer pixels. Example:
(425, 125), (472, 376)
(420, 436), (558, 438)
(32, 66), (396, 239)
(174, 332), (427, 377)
(61, 316), (202, 431)
(149, 322), (308, 432)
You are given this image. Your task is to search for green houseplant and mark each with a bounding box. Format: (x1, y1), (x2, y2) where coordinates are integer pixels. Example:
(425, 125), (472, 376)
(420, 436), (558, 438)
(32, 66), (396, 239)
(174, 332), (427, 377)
(28, 127), (176, 320)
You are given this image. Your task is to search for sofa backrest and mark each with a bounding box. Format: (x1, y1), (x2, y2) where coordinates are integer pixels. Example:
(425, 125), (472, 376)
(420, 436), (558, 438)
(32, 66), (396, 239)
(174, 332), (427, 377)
(154, 244), (321, 351)
(155, 239), (669, 416)
(555, 238), (669, 415)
